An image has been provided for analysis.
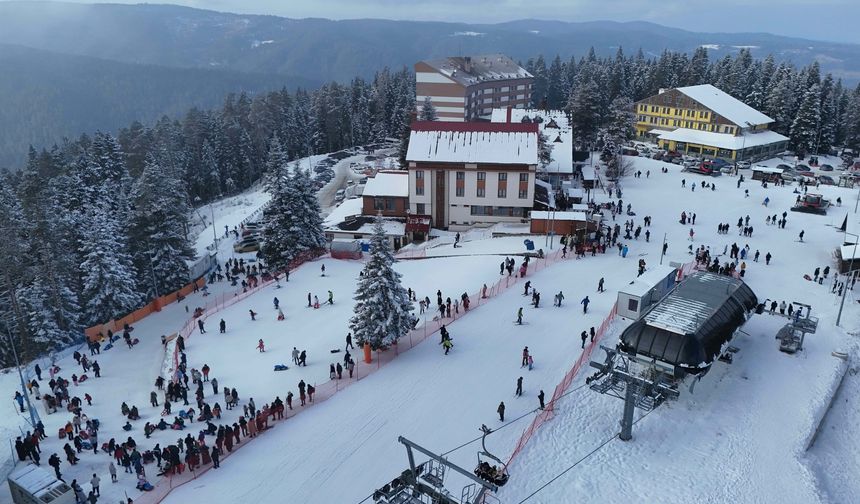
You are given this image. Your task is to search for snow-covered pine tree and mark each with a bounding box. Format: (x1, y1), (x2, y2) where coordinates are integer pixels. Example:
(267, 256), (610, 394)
(349, 216), (414, 350)
(291, 167), (327, 254)
(790, 84), (821, 158)
(128, 154), (196, 298)
(419, 96), (437, 121)
(567, 77), (603, 148)
(604, 96), (635, 147)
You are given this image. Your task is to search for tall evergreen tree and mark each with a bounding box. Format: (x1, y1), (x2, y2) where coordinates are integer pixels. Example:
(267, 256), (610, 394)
(790, 84), (821, 158)
(419, 97), (437, 121)
(349, 216), (414, 350)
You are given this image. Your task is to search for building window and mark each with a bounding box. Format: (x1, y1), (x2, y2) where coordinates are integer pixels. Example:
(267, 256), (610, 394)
(416, 185), (424, 196)
(498, 173), (507, 182)
(456, 171), (465, 180)
(456, 186), (464, 197)
(416, 203), (425, 214)
(477, 187), (485, 197)
(498, 188), (507, 198)
(519, 189), (528, 199)
(416, 170), (424, 179)
(477, 172), (486, 181)
(519, 173), (528, 182)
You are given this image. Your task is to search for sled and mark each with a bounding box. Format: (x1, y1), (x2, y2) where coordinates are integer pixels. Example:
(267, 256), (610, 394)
(132, 338), (140, 346)
(104, 343), (114, 351)
(273, 365), (289, 372)
(137, 482), (154, 491)
(313, 302), (320, 309)
(329, 349), (342, 353)
(803, 274), (812, 281)
(58, 428), (66, 439)
(78, 374), (88, 383)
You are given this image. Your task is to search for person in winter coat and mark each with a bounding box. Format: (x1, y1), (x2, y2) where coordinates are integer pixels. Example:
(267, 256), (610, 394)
(521, 347), (529, 367)
(347, 359), (355, 378)
(497, 402), (505, 422)
(49, 453), (62, 480)
(329, 364), (336, 379)
(299, 350), (307, 366)
(598, 277), (605, 292)
(442, 339), (453, 355)
(327, 291), (334, 305)
(211, 378), (218, 395)
(580, 331), (587, 349)
(336, 363), (343, 379)
(516, 307), (523, 325)
(109, 462), (117, 482)
(554, 291), (564, 307)
(581, 296), (590, 314)
(515, 377), (523, 396)
(90, 474), (100, 496)
(219, 319), (226, 333)
(589, 327), (595, 343)
(198, 319), (206, 334)
(14, 391), (24, 412)
(538, 390), (545, 410)
(345, 333), (353, 350)
(211, 446), (221, 468)
(201, 365), (210, 382)
(249, 309), (257, 321)
(779, 301), (787, 315)
(257, 339), (265, 352)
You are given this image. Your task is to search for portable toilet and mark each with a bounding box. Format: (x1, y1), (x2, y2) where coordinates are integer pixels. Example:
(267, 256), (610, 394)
(8, 464), (75, 504)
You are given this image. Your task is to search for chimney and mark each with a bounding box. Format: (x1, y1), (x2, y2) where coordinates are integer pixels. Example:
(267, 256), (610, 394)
(506, 106), (512, 123)
(463, 56), (472, 73)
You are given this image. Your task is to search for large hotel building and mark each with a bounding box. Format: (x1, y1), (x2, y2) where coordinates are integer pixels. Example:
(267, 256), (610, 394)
(415, 54), (533, 122)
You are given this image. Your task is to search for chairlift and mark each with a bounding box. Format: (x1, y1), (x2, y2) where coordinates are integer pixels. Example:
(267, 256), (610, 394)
(474, 425), (509, 487)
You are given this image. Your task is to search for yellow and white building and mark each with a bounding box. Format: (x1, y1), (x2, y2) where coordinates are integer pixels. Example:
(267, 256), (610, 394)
(634, 84), (788, 161)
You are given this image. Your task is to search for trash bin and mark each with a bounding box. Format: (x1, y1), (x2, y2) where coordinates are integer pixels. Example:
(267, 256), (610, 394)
(524, 239), (534, 251)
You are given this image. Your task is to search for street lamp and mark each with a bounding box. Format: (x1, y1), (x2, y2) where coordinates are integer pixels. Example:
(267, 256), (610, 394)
(837, 232), (858, 327)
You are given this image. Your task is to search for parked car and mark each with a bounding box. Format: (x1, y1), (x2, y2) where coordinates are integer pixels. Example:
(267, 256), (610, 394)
(621, 148), (639, 157)
(651, 151), (664, 160)
(817, 175), (838, 185)
(776, 164), (792, 171)
(819, 164), (834, 171)
(735, 161), (751, 170)
(335, 189), (346, 202)
(233, 237), (261, 253)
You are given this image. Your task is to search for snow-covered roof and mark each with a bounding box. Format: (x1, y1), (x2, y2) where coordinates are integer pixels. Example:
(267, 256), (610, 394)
(362, 171), (408, 197)
(657, 128), (788, 151)
(530, 211), (588, 221)
(422, 54), (532, 87)
(677, 84), (774, 126)
(752, 166), (784, 174)
(620, 265), (679, 298)
(565, 187), (585, 198)
(9, 464), (61, 495)
(328, 219), (406, 237)
(491, 108), (573, 173)
(581, 166), (596, 180)
(567, 203), (590, 212)
(407, 122), (538, 165)
(323, 198), (362, 227)
(841, 243), (860, 261)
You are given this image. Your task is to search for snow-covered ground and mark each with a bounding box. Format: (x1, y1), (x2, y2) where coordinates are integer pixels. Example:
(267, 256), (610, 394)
(3, 153), (859, 504)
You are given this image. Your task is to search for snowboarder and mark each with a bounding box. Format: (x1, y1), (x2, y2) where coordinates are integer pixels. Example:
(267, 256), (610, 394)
(497, 402), (505, 422)
(219, 319), (226, 333)
(257, 339), (265, 352)
(515, 377), (523, 397)
(581, 296), (590, 314)
(538, 390), (545, 410)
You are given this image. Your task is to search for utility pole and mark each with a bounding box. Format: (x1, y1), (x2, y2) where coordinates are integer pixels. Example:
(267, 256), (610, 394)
(5, 325), (40, 428)
(210, 202), (219, 250)
(837, 233), (858, 327)
(660, 233), (667, 265)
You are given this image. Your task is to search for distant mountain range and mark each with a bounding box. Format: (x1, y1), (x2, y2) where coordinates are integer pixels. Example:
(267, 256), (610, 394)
(0, 1), (858, 167)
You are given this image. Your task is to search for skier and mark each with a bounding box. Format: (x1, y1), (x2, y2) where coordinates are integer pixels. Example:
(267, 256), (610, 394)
(219, 319), (226, 333)
(516, 307), (524, 325)
(249, 309), (257, 321)
(523, 281), (531, 296)
(442, 339), (453, 355)
(538, 390), (545, 410)
(521, 347), (529, 367)
(327, 290), (334, 305)
(257, 339), (265, 352)
(497, 402), (505, 422)
(799, 230), (805, 242)
(515, 377), (523, 397)
(314, 295), (320, 308)
(581, 296), (590, 314)
(198, 319), (206, 334)
(598, 277), (604, 292)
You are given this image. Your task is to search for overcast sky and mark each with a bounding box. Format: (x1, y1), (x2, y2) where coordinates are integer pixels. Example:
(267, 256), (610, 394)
(17, 0), (860, 44)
